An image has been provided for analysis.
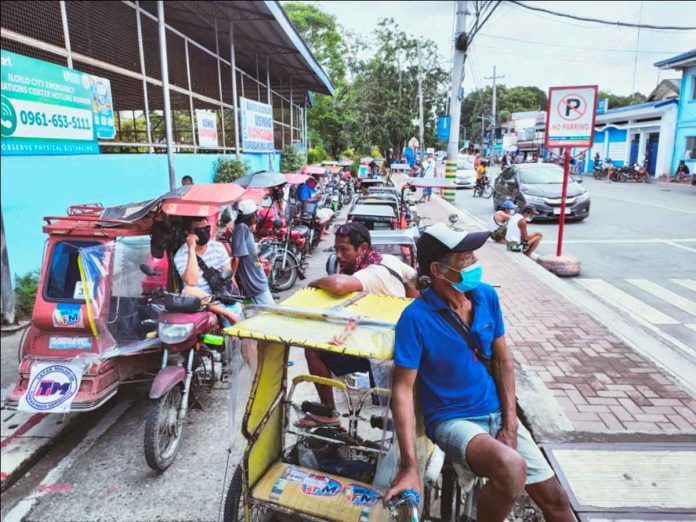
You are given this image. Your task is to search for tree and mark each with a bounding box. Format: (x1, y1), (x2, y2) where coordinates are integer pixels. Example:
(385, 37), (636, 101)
(598, 91), (647, 110)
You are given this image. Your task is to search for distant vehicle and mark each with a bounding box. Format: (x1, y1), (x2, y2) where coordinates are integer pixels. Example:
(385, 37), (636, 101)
(455, 153), (476, 188)
(493, 163), (590, 221)
(435, 150), (447, 162)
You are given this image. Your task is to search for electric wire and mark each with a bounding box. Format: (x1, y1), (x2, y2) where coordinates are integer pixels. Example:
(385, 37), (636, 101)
(508, 0), (696, 31)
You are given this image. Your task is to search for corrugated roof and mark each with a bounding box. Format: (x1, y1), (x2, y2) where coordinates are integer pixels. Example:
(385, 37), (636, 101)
(654, 49), (696, 69)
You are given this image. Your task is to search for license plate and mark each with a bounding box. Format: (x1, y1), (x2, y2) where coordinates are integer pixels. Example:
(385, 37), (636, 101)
(553, 207), (571, 215)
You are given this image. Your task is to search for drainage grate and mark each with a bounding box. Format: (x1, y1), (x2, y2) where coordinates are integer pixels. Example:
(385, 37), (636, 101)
(543, 443), (696, 516)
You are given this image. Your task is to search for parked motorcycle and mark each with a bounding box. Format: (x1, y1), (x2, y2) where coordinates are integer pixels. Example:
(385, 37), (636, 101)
(141, 264), (243, 471)
(257, 224), (303, 292)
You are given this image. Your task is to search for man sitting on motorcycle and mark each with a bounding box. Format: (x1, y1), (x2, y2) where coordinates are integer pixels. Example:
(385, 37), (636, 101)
(297, 175), (334, 241)
(173, 216), (241, 324)
(475, 160), (489, 189)
(297, 222), (418, 428)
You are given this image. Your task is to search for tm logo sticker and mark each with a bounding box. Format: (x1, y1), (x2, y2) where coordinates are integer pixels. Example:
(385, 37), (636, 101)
(348, 484), (381, 506)
(52, 303), (84, 328)
(24, 364), (79, 411)
(301, 473), (343, 497)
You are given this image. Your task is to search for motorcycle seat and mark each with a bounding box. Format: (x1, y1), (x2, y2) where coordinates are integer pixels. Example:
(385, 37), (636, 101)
(291, 225), (310, 237)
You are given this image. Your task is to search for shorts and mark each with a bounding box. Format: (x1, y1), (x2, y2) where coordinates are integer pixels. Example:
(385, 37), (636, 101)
(316, 208), (334, 225)
(490, 226), (507, 241)
(432, 411), (554, 485)
(319, 351), (371, 378)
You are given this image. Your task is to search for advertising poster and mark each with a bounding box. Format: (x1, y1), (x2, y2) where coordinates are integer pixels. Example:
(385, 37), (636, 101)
(1, 50), (115, 155)
(240, 97), (274, 152)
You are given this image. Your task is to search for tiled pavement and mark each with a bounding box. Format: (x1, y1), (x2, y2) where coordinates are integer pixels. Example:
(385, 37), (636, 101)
(408, 181), (696, 437)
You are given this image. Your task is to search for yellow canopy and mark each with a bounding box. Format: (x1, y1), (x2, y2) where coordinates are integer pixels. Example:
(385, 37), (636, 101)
(224, 288), (412, 360)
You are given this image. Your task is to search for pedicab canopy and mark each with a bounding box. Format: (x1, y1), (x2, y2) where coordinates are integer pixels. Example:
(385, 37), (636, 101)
(301, 165), (328, 176)
(224, 288), (411, 360)
(161, 183), (246, 217)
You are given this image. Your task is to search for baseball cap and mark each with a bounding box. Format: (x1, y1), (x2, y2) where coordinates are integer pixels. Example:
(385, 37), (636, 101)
(502, 200), (515, 209)
(417, 223), (490, 276)
(237, 199), (258, 215)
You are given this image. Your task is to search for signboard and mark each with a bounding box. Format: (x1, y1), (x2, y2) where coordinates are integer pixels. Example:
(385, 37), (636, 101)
(596, 97), (608, 115)
(195, 109), (218, 148)
(437, 115), (450, 141)
(240, 97), (274, 152)
(1, 50), (115, 155)
(18, 361), (85, 413)
(545, 85), (598, 149)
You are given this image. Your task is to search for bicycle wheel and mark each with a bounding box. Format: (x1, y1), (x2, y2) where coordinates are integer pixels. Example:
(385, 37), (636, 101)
(482, 185), (493, 199)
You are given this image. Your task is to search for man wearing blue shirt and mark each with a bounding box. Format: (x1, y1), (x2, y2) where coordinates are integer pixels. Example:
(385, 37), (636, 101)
(297, 176), (332, 240)
(385, 223), (572, 522)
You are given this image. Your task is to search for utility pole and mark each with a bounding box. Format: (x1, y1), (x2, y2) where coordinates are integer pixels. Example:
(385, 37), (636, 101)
(444, 0), (468, 202)
(484, 66), (504, 165)
(417, 41), (424, 161)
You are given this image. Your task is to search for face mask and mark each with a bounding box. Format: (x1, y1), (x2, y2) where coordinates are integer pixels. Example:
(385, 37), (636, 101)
(441, 261), (483, 293)
(525, 215), (533, 222)
(194, 226), (211, 245)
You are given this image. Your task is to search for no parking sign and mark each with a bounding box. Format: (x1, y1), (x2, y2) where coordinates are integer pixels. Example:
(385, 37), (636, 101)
(545, 85), (598, 148)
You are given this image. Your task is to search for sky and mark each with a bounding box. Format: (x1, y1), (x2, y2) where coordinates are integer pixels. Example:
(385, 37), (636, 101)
(308, 1), (696, 98)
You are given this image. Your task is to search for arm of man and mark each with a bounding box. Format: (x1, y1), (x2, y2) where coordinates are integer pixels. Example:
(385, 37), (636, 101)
(518, 219), (531, 242)
(491, 335), (517, 449)
(383, 366), (421, 503)
(309, 274), (363, 295)
(181, 234), (200, 287)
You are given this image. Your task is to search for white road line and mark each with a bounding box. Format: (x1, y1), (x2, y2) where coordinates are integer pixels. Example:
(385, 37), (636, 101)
(3, 400), (132, 522)
(594, 193), (696, 215)
(666, 242), (696, 254)
(627, 279), (696, 316)
(686, 323), (696, 333)
(671, 279), (696, 292)
(576, 279), (679, 325)
(562, 239), (696, 245)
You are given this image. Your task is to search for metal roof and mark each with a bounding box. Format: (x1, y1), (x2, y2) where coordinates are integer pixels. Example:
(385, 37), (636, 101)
(654, 49), (696, 70)
(597, 98), (678, 118)
(139, 1), (334, 102)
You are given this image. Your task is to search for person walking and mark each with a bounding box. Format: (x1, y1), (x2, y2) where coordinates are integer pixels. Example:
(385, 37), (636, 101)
(384, 223), (573, 521)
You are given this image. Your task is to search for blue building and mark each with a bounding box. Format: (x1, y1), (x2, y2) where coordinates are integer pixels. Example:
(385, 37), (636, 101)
(655, 50), (696, 175)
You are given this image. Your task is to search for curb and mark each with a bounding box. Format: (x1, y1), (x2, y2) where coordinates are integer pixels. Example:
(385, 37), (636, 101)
(433, 194), (696, 398)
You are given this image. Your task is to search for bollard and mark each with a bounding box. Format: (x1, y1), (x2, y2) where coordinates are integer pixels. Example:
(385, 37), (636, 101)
(444, 160), (457, 202)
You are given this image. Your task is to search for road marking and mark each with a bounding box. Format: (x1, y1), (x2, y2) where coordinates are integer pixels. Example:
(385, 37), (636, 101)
(627, 279), (696, 316)
(686, 323), (696, 332)
(592, 193), (696, 215)
(576, 279), (679, 325)
(561, 238), (696, 245)
(671, 279), (696, 292)
(3, 400), (132, 522)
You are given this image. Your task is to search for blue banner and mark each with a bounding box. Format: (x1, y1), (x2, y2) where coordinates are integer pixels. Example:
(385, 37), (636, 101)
(437, 115), (451, 141)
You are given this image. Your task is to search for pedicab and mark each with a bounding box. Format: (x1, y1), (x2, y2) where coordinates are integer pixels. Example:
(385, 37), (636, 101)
(221, 288), (457, 521)
(397, 178), (457, 230)
(347, 204), (398, 231)
(325, 230), (417, 276)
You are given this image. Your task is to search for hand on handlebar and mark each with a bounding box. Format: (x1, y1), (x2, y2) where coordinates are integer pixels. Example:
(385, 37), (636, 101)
(383, 465), (422, 506)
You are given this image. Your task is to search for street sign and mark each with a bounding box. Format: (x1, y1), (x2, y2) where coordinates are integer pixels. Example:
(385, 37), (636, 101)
(437, 115), (451, 141)
(544, 85), (598, 259)
(544, 85), (598, 149)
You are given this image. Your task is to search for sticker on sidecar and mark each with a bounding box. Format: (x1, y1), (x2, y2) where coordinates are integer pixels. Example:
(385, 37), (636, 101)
(17, 362), (84, 412)
(52, 303), (84, 328)
(301, 473), (343, 497)
(348, 484), (381, 506)
(49, 336), (92, 350)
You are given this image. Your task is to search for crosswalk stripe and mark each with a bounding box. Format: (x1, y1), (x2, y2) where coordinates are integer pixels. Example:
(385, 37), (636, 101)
(686, 323), (696, 332)
(627, 279), (696, 316)
(670, 279), (696, 293)
(576, 279), (679, 325)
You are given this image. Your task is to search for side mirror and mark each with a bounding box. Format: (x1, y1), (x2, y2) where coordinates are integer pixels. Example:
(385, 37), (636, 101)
(140, 263), (158, 277)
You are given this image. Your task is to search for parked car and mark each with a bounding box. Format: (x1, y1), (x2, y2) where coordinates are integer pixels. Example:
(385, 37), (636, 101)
(455, 153), (476, 188)
(493, 163), (590, 221)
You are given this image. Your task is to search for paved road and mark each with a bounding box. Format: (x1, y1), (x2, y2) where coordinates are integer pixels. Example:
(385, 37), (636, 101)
(453, 173), (696, 360)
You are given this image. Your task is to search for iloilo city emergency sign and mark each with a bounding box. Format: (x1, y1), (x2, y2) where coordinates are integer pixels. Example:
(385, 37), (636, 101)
(240, 96), (274, 152)
(1, 50), (115, 155)
(545, 85), (598, 148)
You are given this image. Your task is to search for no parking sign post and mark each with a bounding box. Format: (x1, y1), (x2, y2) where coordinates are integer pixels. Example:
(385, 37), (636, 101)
(544, 85), (598, 256)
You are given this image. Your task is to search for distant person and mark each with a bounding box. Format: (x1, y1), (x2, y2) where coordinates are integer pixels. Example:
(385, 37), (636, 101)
(488, 200), (515, 243)
(420, 153), (436, 202)
(506, 206), (542, 257)
(297, 175), (333, 240)
(181, 175), (193, 186)
(675, 160), (690, 181)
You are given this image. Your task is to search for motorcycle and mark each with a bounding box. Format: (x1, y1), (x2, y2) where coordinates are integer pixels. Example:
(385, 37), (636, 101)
(617, 163), (651, 183)
(257, 225), (303, 292)
(141, 265), (244, 471)
(472, 175), (493, 198)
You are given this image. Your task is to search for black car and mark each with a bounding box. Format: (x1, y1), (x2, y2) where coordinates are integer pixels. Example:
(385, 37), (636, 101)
(493, 163), (590, 221)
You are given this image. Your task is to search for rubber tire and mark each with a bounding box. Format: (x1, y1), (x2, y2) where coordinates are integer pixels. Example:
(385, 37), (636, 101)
(223, 464), (271, 522)
(144, 386), (184, 472)
(482, 185), (493, 199)
(536, 255), (581, 277)
(269, 252), (298, 292)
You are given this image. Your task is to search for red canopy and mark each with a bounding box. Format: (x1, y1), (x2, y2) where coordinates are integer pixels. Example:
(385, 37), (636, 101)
(302, 165), (327, 176)
(241, 188), (269, 204)
(285, 173), (309, 185)
(162, 183), (246, 216)
(328, 166), (341, 174)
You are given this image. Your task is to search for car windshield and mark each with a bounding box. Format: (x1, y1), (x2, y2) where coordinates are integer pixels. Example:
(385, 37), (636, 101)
(519, 166), (565, 184)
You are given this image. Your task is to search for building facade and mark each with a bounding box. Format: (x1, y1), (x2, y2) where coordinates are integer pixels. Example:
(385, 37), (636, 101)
(655, 50), (696, 175)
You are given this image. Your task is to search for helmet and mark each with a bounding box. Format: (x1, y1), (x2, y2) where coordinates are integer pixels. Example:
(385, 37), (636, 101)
(237, 199), (258, 215)
(502, 200), (515, 210)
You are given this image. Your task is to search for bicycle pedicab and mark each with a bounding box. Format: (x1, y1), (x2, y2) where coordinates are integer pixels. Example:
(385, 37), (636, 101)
(221, 289), (460, 521)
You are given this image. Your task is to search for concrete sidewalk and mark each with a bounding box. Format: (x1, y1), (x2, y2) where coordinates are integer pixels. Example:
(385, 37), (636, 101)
(409, 180), (696, 443)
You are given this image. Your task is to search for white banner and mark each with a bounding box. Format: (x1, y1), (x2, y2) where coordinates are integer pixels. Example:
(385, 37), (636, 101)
(17, 361), (85, 413)
(240, 97), (274, 152)
(195, 109), (218, 148)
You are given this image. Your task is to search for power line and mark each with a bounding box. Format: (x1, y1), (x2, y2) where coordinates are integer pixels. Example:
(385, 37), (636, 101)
(478, 32), (680, 54)
(508, 1), (696, 31)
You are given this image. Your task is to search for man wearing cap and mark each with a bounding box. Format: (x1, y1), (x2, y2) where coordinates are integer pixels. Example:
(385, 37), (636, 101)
(296, 222), (418, 428)
(506, 205), (543, 257)
(384, 223), (572, 521)
(231, 199), (274, 305)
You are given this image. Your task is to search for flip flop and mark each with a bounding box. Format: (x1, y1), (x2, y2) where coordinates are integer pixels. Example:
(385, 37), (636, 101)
(294, 413), (341, 429)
